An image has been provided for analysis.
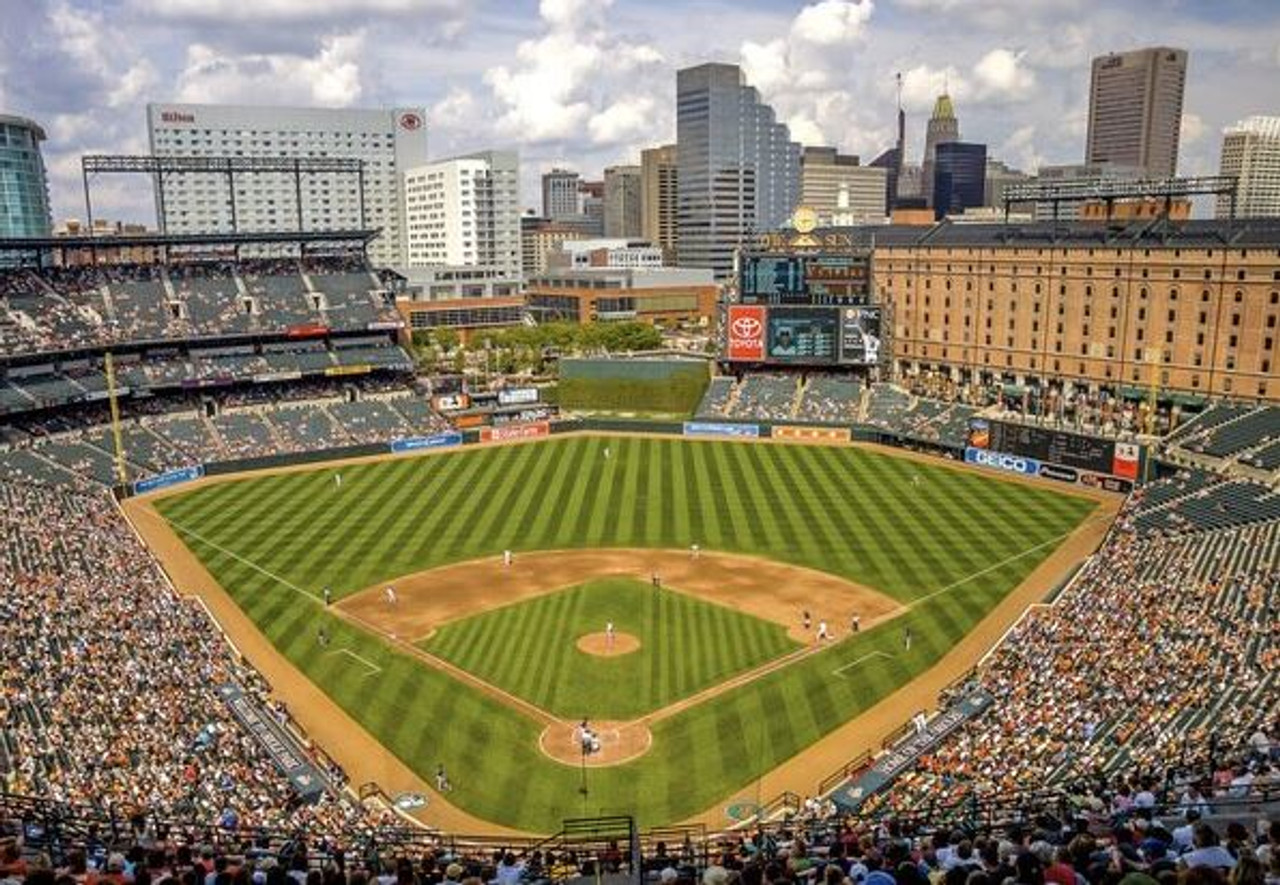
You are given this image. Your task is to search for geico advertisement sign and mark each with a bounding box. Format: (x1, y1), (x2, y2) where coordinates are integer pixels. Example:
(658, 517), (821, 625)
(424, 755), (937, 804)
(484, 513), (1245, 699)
(964, 447), (1040, 476)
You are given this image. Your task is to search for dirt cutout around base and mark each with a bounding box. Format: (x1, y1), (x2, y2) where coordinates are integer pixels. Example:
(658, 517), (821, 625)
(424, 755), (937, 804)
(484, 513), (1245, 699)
(577, 631), (640, 656)
(539, 720), (652, 767)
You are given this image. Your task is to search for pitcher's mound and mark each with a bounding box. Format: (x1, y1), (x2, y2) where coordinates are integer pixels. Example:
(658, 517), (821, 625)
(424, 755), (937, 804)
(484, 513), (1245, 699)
(576, 631), (640, 656)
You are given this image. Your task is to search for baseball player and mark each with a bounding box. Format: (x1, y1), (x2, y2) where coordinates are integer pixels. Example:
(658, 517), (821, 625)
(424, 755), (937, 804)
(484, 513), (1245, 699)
(503, 549), (513, 567)
(802, 610), (812, 631)
(850, 613), (861, 634)
(817, 620), (831, 642)
(605, 621), (615, 649)
(385, 585), (398, 605)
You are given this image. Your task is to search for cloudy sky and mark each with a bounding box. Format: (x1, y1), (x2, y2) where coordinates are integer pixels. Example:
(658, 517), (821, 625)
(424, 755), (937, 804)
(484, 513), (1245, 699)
(3, 0), (1279, 224)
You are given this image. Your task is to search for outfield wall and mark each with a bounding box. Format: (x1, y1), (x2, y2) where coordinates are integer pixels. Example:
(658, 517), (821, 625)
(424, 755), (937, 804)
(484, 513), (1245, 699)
(118, 416), (1141, 500)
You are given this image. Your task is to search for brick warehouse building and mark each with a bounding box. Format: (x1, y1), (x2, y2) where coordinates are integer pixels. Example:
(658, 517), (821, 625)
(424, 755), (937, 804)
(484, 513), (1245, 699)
(764, 219), (1279, 402)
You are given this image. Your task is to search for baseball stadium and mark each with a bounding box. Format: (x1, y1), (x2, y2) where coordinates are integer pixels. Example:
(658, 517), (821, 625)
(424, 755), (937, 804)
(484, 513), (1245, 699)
(1, 218), (1277, 882)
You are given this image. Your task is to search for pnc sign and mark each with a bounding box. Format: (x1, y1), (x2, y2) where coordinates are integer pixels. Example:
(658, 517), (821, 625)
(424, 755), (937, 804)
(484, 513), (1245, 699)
(727, 306), (765, 361)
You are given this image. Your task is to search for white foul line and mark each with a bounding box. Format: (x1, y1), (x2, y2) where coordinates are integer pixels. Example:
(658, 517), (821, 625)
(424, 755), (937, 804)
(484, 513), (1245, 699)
(166, 517), (321, 604)
(908, 531), (1074, 609)
(832, 650), (891, 677)
(329, 647), (382, 675)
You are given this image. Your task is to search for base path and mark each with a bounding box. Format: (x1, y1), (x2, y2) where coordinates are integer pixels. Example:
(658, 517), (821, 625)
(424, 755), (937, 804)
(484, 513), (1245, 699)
(339, 548), (902, 646)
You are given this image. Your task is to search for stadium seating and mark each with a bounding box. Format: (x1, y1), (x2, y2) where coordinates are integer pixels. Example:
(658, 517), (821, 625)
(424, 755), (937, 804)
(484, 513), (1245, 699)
(729, 375), (797, 421)
(795, 375), (861, 423)
(326, 400), (413, 444)
(211, 411), (280, 460)
(268, 402), (350, 451)
(863, 384), (913, 429)
(694, 377), (736, 418)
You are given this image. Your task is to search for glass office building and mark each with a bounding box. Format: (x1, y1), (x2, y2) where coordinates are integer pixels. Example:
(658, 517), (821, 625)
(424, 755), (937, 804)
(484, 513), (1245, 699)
(0, 115), (53, 239)
(932, 142), (987, 220)
(676, 63), (800, 279)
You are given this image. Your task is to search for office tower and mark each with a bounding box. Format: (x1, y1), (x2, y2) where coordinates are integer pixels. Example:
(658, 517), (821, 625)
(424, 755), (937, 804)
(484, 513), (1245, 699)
(983, 159), (1031, 209)
(641, 144), (678, 263)
(1085, 47), (1187, 178)
(1217, 116), (1280, 218)
(147, 103), (428, 267)
(0, 114), (52, 238)
(603, 165), (643, 238)
(541, 168), (581, 220)
(922, 93), (959, 208)
(403, 150), (521, 282)
(676, 62), (800, 278)
(799, 147), (886, 224)
(578, 180), (605, 236)
(932, 142), (987, 219)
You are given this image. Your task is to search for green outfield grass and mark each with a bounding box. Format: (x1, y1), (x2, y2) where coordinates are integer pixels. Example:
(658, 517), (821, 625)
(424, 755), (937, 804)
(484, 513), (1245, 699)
(154, 435), (1097, 831)
(423, 578), (800, 719)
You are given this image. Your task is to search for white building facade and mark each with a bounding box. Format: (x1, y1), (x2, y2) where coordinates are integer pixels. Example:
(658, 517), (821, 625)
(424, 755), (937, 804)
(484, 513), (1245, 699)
(1217, 116), (1280, 219)
(403, 150), (521, 285)
(146, 103), (428, 267)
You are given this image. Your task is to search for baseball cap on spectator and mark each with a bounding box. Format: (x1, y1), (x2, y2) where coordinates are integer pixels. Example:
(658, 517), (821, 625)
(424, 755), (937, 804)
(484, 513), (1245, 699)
(445, 864), (464, 881)
(106, 854), (127, 873)
(703, 866), (729, 885)
(660, 869), (679, 884)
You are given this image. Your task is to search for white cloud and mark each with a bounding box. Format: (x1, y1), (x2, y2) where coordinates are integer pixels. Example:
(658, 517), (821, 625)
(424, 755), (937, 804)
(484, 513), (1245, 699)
(972, 48), (1036, 101)
(174, 32), (366, 106)
(791, 0), (874, 47)
(1180, 112), (1206, 146)
(996, 124), (1042, 173)
(900, 64), (966, 112)
(131, 0), (461, 23)
(49, 1), (159, 109)
(483, 0), (665, 145)
(588, 96), (656, 146)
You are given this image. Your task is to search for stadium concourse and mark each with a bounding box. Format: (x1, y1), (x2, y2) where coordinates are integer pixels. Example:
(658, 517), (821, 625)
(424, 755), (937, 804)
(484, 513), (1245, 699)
(1, 254), (1279, 884)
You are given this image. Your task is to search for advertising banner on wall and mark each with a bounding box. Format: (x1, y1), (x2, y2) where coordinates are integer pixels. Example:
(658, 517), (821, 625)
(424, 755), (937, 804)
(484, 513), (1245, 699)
(133, 465), (204, 495)
(480, 421), (550, 443)
(684, 421), (761, 438)
(838, 307), (883, 365)
(726, 305), (767, 361)
(773, 425), (851, 442)
(964, 446), (1042, 476)
(390, 432), (463, 453)
(498, 387), (540, 406)
(218, 683), (327, 801)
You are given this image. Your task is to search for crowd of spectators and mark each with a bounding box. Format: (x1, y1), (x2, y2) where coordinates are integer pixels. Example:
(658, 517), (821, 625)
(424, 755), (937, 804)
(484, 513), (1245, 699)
(0, 481), (394, 840)
(0, 255), (389, 359)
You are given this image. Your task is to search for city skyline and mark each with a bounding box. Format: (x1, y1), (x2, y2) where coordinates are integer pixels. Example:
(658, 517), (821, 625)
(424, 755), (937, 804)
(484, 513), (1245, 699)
(3, 0), (1279, 226)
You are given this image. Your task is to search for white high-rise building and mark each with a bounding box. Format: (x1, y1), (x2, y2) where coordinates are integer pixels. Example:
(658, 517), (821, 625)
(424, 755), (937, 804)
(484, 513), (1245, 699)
(1217, 116), (1280, 219)
(147, 103), (428, 267)
(403, 150), (521, 283)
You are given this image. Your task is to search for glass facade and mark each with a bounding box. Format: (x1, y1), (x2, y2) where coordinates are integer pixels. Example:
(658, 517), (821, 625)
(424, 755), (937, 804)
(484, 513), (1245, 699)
(932, 142), (987, 220)
(676, 64), (800, 279)
(0, 116), (52, 239)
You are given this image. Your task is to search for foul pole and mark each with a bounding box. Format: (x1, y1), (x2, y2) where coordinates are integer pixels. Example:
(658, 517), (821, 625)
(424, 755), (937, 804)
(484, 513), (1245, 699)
(104, 352), (129, 487)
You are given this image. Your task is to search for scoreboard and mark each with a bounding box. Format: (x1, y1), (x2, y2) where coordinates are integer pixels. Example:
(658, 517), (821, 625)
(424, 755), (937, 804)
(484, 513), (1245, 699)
(740, 253), (871, 306)
(967, 418), (1142, 481)
(727, 304), (882, 366)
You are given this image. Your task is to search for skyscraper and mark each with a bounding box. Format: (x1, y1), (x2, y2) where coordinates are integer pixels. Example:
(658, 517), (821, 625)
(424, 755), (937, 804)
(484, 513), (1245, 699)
(676, 62), (800, 278)
(541, 168), (581, 220)
(922, 93), (959, 208)
(1217, 116), (1280, 219)
(147, 103), (428, 268)
(603, 165), (643, 238)
(1085, 47), (1187, 178)
(932, 142), (987, 219)
(641, 144), (678, 263)
(403, 150), (521, 282)
(869, 76), (907, 209)
(0, 114), (52, 239)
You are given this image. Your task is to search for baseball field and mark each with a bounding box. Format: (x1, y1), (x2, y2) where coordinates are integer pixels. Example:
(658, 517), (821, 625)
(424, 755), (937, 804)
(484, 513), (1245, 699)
(141, 433), (1102, 832)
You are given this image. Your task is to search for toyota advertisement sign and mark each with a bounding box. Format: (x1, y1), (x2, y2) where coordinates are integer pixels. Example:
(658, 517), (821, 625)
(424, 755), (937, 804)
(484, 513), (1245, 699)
(727, 306), (766, 361)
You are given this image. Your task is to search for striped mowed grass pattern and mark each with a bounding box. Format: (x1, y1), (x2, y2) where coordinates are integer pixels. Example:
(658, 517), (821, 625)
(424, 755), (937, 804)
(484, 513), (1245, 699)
(423, 578), (800, 719)
(154, 435), (1096, 831)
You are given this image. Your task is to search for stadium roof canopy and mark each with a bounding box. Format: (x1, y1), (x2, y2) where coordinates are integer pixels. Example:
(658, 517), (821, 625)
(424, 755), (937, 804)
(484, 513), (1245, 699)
(0, 228), (379, 256)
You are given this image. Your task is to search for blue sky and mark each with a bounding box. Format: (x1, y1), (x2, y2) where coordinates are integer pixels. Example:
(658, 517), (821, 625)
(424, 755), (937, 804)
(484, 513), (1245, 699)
(3, 0), (1279, 222)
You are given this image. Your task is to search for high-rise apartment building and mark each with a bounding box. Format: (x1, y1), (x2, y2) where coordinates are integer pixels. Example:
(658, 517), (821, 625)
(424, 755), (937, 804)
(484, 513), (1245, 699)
(932, 142), (987, 219)
(541, 168), (581, 220)
(146, 103), (428, 267)
(0, 114), (52, 239)
(1085, 47), (1187, 178)
(1217, 116), (1280, 219)
(641, 144), (678, 263)
(922, 94), (960, 209)
(521, 216), (589, 277)
(403, 150), (521, 282)
(578, 180), (605, 236)
(799, 147), (886, 224)
(676, 63), (800, 278)
(603, 165), (643, 239)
